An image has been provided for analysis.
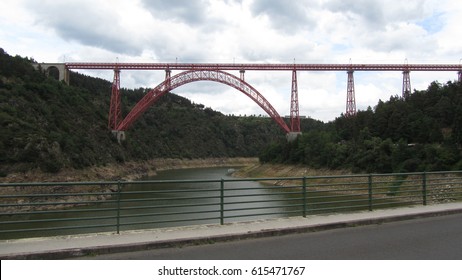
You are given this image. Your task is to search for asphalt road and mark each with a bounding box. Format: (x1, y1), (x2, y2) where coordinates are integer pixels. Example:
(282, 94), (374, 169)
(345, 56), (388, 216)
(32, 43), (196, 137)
(77, 213), (462, 260)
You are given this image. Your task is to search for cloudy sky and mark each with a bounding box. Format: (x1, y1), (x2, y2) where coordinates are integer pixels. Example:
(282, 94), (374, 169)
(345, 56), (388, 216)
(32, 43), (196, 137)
(1, 0), (461, 122)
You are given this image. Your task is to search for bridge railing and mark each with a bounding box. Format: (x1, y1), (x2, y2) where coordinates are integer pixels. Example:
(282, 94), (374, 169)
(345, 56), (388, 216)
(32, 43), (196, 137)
(1, 171), (461, 240)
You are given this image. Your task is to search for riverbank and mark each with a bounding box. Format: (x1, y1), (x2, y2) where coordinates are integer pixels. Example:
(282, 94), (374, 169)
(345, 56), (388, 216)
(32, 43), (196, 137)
(0, 158), (258, 183)
(235, 163), (351, 181)
(235, 163), (462, 205)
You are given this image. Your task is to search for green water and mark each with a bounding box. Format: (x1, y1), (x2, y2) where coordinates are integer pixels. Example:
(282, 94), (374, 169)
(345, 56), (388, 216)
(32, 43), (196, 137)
(0, 167), (294, 239)
(0, 167), (406, 240)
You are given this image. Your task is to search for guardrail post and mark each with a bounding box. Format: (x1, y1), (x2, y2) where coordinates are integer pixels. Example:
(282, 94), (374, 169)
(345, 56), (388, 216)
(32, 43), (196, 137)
(116, 181), (122, 234)
(302, 176), (307, 217)
(422, 172), (427, 206)
(368, 174), (373, 211)
(220, 178), (224, 225)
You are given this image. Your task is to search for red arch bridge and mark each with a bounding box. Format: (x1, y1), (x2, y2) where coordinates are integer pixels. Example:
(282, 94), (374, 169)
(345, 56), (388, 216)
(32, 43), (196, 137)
(55, 62), (462, 140)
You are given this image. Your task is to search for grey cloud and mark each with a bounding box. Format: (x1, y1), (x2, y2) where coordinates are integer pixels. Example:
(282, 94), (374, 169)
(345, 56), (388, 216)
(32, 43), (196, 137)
(140, 0), (208, 25)
(55, 21), (142, 55)
(250, 0), (317, 33)
(324, 0), (385, 28)
(324, 0), (427, 30)
(147, 32), (212, 62)
(24, 1), (143, 55)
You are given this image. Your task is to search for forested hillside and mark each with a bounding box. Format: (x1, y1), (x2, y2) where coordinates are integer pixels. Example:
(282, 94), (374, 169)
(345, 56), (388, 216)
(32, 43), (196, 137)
(260, 80), (462, 173)
(3, 48), (460, 176)
(1, 48), (308, 175)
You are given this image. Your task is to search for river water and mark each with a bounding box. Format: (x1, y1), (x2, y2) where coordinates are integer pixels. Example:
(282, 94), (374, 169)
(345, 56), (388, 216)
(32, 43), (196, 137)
(119, 166), (297, 230)
(1, 166), (407, 239)
(1, 166), (301, 239)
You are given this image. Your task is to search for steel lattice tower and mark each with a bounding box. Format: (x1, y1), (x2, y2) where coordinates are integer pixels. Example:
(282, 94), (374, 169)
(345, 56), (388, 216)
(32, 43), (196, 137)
(402, 70), (411, 98)
(345, 70), (356, 117)
(108, 68), (121, 130)
(290, 70), (301, 132)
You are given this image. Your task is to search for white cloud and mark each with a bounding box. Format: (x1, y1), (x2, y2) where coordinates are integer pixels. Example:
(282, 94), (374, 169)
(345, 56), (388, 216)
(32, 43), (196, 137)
(1, 0), (461, 123)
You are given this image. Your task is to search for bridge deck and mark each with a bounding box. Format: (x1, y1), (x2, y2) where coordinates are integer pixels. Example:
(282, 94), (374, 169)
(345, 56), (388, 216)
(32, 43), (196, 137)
(65, 62), (462, 72)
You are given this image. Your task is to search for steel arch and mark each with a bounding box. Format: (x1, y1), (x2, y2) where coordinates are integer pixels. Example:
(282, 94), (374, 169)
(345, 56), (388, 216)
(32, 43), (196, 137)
(116, 70), (290, 133)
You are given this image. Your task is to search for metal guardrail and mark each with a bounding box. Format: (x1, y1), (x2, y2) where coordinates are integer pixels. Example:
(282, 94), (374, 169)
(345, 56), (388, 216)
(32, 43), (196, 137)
(1, 171), (461, 240)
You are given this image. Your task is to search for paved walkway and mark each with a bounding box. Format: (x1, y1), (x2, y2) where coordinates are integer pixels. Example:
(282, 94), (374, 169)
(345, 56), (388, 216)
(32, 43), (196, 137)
(2, 202), (462, 259)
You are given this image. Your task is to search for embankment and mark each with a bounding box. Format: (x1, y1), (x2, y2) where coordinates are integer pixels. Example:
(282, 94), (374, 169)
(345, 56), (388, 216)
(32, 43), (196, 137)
(235, 163), (351, 180)
(1, 157), (258, 183)
(0, 158), (259, 212)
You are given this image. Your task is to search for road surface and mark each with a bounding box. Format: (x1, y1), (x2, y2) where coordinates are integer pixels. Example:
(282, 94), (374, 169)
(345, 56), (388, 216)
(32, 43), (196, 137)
(75, 213), (462, 260)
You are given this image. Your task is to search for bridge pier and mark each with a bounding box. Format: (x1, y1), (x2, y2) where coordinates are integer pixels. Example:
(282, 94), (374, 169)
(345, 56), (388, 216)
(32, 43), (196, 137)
(112, 130), (126, 143)
(345, 70), (356, 117)
(33, 63), (69, 84)
(286, 132), (302, 142)
(402, 70), (411, 98)
(240, 69), (245, 81)
(290, 70), (301, 132)
(108, 68), (121, 130)
(165, 69), (171, 88)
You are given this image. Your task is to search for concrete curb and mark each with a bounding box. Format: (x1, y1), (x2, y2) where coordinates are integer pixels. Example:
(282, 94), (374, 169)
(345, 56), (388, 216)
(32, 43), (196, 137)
(2, 207), (462, 260)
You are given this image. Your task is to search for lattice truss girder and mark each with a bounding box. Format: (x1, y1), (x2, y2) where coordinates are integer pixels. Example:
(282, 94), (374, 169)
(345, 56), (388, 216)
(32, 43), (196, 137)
(117, 70), (291, 133)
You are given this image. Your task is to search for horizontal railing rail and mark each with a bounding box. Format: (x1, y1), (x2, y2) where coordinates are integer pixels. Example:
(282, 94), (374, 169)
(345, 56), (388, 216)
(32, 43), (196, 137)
(1, 171), (461, 240)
